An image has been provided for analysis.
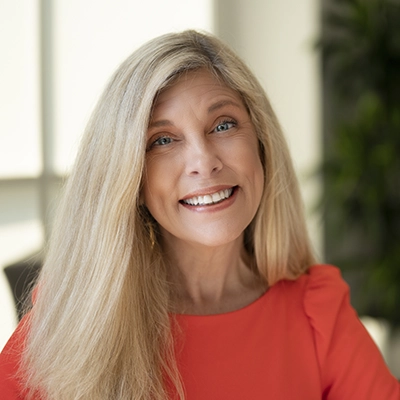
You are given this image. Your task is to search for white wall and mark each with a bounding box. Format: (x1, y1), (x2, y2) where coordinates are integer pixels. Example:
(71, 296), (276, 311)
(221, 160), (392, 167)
(215, 0), (323, 257)
(0, 0), (213, 350)
(0, 0), (43, 350)
(52, 0), (214, 175)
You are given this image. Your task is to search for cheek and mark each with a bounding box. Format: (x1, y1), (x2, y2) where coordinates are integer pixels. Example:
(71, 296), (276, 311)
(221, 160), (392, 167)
(238, 139), (265, 203)
(249, 157), (265, 204)
(142, 156), (176, 214)
(232, 137), (264, 178)
(142, 160), (160, 208)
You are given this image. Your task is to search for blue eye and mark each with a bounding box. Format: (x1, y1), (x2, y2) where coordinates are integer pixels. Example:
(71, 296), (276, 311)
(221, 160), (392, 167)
(215, 120), (236, 132)
(153, 136), (173, 146)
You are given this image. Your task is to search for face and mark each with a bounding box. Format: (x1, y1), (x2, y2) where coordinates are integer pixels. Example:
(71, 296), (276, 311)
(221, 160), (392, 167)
(142, 69), (264, 249)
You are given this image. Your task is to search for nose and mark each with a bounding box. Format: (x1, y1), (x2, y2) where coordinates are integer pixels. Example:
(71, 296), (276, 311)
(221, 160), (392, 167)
(184, 138), (223, 177)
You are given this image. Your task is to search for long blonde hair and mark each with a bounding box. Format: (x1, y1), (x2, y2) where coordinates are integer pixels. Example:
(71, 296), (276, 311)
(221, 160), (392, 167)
(21, 30), (315, 399)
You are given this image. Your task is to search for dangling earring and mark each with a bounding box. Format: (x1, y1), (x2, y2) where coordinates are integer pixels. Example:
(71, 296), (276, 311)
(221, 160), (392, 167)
(148, 221), (156, 248)
(140, 204), (157, 249)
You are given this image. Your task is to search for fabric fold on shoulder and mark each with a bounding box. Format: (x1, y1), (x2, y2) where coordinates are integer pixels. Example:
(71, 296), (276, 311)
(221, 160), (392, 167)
(303, 265), (350, 371)
(303, 265), (400, 399)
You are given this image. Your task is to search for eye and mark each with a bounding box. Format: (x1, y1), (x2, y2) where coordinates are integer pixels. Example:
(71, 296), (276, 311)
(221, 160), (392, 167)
(151, 136), (173, 147)
(214, 120), (237, 133)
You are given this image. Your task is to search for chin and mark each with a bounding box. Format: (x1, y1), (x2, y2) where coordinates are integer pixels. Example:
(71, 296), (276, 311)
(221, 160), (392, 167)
(185, 229), (245, 248)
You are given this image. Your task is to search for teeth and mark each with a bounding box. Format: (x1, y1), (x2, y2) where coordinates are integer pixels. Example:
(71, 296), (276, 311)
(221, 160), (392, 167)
(211, 192), (221, 202)
(183, 188), (233, 206)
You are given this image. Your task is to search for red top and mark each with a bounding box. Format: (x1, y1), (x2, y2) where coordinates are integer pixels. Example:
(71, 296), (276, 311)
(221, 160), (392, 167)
(1, 265), (399, 399)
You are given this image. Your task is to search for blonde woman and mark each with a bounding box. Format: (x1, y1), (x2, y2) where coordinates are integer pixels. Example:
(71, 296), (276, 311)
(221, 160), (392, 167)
(1, 30), (399, 400)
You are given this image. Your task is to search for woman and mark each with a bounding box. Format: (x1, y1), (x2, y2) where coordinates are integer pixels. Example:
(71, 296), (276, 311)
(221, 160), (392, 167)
(1, 30), (399, 400)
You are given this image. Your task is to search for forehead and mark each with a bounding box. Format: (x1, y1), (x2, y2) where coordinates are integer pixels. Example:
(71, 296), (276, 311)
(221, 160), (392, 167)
(152, 69), (243, 113)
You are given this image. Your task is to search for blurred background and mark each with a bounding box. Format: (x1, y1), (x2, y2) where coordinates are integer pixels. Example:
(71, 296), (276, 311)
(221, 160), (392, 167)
(0, 0), (399, 375)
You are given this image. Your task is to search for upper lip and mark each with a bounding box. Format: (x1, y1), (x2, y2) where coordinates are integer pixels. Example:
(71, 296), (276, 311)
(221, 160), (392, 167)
(180, 185), (236, 201)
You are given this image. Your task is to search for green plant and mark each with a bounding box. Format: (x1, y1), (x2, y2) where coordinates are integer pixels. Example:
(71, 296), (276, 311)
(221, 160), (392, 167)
(319, 0), (400, 325)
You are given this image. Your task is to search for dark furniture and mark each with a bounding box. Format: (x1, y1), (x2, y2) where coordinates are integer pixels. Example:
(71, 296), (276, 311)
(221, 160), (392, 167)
(3, 257), (41, 320)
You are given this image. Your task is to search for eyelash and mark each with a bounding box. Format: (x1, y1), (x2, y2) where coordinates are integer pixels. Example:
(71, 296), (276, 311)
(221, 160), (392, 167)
(148, 118), (238, 150)
(152, 136), (172, 147)
(214, 119), (237, 133)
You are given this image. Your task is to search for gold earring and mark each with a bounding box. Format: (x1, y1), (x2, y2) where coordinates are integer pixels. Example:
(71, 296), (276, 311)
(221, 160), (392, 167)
(148, 222), (156, 248)
(144, 219), (156, 249)
(141, 205), (156, 248)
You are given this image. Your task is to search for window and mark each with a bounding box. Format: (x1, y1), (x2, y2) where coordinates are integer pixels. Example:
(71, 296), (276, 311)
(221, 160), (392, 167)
(0, 0), (213, 348)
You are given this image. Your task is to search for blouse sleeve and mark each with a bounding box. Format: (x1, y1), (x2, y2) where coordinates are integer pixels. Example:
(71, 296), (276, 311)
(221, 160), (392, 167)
(0, 314), (30, 399)
(304, 265), (400, 400)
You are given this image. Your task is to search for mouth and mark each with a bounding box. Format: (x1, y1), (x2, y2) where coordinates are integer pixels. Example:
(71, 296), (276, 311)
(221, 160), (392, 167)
(180, 186), (237, 206)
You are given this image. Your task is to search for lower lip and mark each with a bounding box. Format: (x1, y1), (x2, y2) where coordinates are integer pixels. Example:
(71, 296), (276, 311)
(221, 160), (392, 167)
(179, 187), (238, 213)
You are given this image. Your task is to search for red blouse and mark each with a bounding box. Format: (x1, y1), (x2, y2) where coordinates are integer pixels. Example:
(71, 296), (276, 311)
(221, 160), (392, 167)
(1, 265), (399, 399)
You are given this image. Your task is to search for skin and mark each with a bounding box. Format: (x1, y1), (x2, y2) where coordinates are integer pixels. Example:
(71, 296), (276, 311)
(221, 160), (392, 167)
(143, 69), (266, 315)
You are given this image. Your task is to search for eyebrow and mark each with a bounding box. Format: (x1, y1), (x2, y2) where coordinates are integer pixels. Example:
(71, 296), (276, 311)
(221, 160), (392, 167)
(207, 99), (242, 113)
(148, 99), (243, 129)
(148, 119), (174, 129)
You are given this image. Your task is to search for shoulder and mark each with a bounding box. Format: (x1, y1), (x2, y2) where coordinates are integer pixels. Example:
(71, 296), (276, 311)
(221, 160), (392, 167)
(270, 264), (356, 368)
(279, 265), (400, 399)
(266, 264), (353, 363)
(271, 264), (350, 319)
(301, 264), (351, 331)
(287, 263), (349, 298)
(0, 314), (31, 399)
(274, 264), (350, 315)
(299, 264), (353, 362)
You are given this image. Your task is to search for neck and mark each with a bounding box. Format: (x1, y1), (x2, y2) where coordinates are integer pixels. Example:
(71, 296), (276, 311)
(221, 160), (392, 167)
(161, 233), (266, 315)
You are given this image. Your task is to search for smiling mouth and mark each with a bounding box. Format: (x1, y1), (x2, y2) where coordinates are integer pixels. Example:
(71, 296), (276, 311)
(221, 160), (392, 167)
(180, 186), (236, 206)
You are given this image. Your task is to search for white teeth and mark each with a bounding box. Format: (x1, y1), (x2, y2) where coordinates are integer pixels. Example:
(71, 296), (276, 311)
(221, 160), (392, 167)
(203, 194), (212, 204)
(182, 188), (234, 206)
(211, 192), (221, 202)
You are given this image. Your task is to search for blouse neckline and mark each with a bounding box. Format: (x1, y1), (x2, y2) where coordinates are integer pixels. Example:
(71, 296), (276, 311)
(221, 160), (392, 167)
(171, 285), (272, 320)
